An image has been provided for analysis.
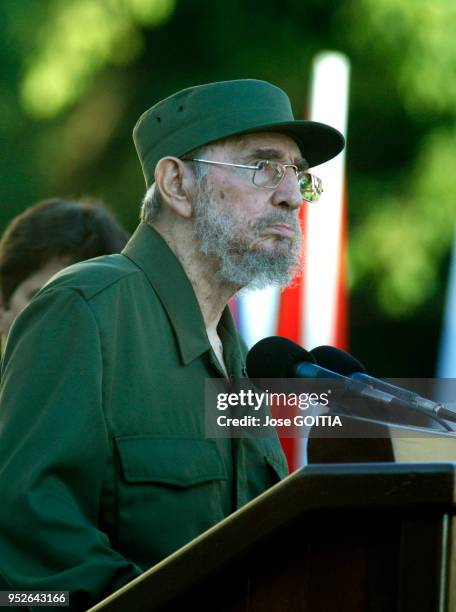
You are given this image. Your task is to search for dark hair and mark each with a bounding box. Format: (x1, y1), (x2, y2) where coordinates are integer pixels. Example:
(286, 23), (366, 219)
(0, 198), (129, 307)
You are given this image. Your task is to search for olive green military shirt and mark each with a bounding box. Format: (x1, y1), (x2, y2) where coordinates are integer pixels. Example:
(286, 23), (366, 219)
(0, 223), (288, 610)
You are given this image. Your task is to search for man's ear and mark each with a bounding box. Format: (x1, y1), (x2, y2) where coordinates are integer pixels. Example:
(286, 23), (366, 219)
(154, 157), (196, 219)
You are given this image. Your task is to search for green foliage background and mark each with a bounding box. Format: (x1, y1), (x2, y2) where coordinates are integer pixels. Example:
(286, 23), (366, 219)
(1, 0), (456, 375)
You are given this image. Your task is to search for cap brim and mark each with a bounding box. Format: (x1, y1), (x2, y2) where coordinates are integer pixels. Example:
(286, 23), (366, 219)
(233, 120), (345, 168)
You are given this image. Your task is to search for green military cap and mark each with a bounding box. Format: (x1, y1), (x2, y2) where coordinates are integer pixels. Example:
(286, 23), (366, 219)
(133, 79), (345, 187)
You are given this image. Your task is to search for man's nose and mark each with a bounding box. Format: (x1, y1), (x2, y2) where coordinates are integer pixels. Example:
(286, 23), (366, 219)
(271, 167), (303, 210)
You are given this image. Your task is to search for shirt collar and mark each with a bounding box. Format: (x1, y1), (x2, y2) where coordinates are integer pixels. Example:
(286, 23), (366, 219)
(122, 223), (242, 367)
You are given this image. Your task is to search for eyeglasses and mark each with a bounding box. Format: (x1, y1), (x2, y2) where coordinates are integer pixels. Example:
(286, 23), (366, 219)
(189, 158), (323, 203)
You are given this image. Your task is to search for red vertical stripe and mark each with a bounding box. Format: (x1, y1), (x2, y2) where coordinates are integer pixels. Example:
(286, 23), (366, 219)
(276, 206), (308, 471)
(277, 281), (302, 340)
(334, 190), (348, 350)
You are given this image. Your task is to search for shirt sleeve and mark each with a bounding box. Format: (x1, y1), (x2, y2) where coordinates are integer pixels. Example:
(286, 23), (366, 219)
(0, 288), (143, 611)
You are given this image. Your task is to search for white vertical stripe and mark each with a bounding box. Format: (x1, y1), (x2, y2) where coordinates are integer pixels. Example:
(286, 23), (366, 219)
(237, 287), (280, 349)
(437, 229), (456, 377)
(302, 52), (350, 350)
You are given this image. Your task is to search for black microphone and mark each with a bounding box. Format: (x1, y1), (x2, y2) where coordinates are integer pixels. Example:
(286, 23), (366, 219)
(311, 345), (456, 425)
(246, 337), (453, 430)
(246, 336), (418, 410)
(246, 336), (317, 379)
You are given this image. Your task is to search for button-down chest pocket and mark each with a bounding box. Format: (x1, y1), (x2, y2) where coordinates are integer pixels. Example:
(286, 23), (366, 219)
(115, 436), (228, 485)
(114, 436), (230, 568)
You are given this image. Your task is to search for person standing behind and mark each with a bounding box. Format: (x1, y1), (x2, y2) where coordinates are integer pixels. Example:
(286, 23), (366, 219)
(0, 198), (129, 351)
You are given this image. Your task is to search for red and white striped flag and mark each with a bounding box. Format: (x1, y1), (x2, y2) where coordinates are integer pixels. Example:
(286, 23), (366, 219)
(280, 52), (350, 470)
(235, 52), (350, 471)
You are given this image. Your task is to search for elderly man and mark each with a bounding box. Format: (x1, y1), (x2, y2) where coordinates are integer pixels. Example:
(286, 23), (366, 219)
(0, 79), (343, 609)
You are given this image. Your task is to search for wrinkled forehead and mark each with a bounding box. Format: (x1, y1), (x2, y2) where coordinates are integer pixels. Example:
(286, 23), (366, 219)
(208, 131), (304, 164)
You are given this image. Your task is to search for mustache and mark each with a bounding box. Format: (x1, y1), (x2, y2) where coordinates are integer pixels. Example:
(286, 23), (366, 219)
(252, 211), (301, 233)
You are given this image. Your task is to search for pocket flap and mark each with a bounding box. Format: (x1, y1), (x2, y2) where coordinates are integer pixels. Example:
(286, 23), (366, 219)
(115, 436), (228, 487)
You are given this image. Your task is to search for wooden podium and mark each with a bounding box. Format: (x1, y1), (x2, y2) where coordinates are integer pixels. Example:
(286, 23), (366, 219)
(89, 463), (456, 612)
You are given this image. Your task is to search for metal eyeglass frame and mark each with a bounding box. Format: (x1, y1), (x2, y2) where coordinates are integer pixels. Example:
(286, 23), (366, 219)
(189, 158), (323, 202)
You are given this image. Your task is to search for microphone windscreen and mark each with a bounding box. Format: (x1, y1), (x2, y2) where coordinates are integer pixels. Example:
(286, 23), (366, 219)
(246, 336), (315, 379)
(310, 345), (366, 376)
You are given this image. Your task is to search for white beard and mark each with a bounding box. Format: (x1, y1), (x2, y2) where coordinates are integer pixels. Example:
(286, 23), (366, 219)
(191, 183), (303, 290)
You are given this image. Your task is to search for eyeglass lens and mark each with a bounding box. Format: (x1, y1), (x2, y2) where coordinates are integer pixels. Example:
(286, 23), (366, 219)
(252, 161), (282, 188)
(300, 173), (322, 203)
(253, 160), (322, 202)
